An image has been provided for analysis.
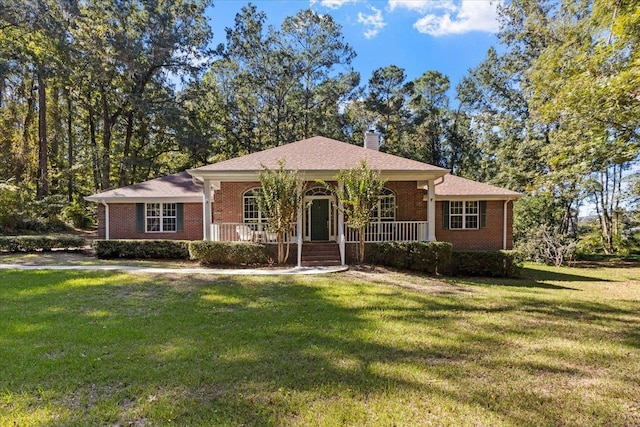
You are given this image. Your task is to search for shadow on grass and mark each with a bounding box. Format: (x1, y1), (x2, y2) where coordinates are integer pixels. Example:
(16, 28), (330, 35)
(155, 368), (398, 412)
(1, 270), (639, 426)
(521, 267), (610, 283)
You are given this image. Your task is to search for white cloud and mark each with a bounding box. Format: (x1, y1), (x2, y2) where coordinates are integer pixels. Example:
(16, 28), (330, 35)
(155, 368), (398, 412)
(358, 7), (386, 39)
(388, 0), (455, 13)
(412, 0), (502, 36)
(310, 0), (360, 9)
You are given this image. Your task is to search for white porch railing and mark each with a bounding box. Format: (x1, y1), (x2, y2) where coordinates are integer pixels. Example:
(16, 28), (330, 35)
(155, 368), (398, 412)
(211, 223), (297, 243)
(345, 221), (428, 243)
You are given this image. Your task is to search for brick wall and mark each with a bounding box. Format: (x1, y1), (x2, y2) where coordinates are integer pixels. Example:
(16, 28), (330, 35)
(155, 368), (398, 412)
(385, 181), (426, 221)
(97, 202), (204, 240)
(213, 182), (261, 223)
(435, 200), (514, 250)
(95, 186), (515, 250)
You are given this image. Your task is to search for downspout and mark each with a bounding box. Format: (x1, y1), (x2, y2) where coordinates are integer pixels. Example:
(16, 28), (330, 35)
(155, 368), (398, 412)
(100, 199), (109, 240)
(297, 204), (303, 268)
(503, 199), (512, 250)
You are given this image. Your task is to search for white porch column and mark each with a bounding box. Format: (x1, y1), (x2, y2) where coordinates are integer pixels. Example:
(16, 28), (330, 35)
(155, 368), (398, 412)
(503, 199), (511, 250)
(338, 181), (345, 266)
(427, 179), (436, 241)
(297, 203), (303, 267)
(101, 200), (109, 240)
(202, 179), (212, 241)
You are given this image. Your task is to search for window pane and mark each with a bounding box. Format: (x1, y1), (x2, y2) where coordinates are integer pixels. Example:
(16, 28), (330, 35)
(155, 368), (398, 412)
(465, 215), (478, 229)
(163, 217), (177, 232)
(147, 203), (160, 217)
(450, 201), (463, 215)
(465, 201), (478, 215)
(163, 203), (176, 217)
(379, 195), (395, 220)
(450, 215), (463, 229)
(147, 217), (160, 232)
(244, 196), (260, 221)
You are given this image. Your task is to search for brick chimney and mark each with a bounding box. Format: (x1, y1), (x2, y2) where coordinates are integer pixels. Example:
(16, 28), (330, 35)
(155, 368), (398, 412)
(364, 129), (380, 151)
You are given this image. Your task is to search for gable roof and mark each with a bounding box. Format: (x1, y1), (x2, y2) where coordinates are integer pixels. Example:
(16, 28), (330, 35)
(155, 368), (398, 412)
(434, 174), (522, 200)
(84, 171), (202, 203)
(188, 136), (448, 182)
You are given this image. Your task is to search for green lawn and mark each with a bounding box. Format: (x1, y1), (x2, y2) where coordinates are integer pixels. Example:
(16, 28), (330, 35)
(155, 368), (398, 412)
(1, 264), (639, 426)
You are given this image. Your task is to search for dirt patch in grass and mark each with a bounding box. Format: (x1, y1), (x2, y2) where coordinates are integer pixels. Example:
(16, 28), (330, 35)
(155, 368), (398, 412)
(0, 250), (95, 266)
(0, 250), (203, 269)
(344, 264), (472, 295)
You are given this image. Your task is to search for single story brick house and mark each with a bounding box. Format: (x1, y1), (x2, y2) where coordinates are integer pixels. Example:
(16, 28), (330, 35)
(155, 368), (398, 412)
(85, 134), (522, 265)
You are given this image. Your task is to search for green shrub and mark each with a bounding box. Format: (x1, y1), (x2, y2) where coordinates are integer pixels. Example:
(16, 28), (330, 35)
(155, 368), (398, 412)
(189, 241), (271, 266)
(93, 240), (191, 259)
(62, 200), (95, 229)
(0, 235), (86, 252)
(449, 250), (521, 277)
(0, 181), (20, 233)
(366, 242), (452, 274)
(0, 236), (19, 252)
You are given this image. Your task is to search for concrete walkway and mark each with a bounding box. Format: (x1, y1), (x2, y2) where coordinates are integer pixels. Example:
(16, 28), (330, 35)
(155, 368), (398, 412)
(0, 263), (349, 276)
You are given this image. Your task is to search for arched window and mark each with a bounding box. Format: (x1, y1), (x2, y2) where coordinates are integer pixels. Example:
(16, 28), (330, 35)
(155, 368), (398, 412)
(243, 188), (267, 224)
(305, 187), (332, 197)
(372, 188), (395, 221)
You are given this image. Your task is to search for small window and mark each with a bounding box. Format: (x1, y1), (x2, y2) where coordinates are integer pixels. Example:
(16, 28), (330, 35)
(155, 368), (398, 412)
(146, 203), (177, 232)
(450, 201), (479, 230)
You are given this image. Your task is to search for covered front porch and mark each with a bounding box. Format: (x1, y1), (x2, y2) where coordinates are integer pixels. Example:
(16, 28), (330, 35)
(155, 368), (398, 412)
(195, 177), (439, 267)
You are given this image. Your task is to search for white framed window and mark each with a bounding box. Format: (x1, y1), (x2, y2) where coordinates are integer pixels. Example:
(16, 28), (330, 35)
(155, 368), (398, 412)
(243, 188), (268, 225)
(372, 188), (396, 222)
(449, 201), (479, 230)
(146, 203), (177, 232)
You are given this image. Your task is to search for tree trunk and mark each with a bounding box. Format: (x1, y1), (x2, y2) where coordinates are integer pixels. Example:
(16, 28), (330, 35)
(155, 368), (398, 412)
(100, 86), (112, 191)
(36, 71), (48, 200)
(0, 75), (5, 108)
(17, 79), (35, 184)
(51, 84), (60, 189)
(88, 108), (101, 191)
(66, 88), (74, 201)
(118, 111), (135, 187)
(277, 231), (285, 264)
(358, 227), (365, 263)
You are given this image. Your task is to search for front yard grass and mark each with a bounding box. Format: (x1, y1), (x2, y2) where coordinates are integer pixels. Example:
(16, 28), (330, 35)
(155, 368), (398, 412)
(1, 263), (639, 426)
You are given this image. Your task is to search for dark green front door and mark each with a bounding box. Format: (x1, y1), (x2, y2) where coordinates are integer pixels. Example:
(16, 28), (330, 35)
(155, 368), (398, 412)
(311, 199), (330, 241)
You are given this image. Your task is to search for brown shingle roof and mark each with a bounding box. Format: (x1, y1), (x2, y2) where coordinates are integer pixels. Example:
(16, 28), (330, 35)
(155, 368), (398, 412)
(85, 171), (202, 202)
(85, 139), (521, 201)
(190, 136), (448, 174)
(434, 174), (522, 199)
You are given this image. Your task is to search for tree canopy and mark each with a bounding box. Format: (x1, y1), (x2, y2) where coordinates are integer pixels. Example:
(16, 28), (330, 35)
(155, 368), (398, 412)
(1, 0), (638, 256)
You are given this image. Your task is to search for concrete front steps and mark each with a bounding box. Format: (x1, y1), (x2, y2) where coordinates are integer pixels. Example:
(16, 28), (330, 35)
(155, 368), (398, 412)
(301, 242), (342, 267)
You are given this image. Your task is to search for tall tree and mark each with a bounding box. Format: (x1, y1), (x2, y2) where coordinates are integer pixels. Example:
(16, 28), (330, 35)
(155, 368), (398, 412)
(364, 65), (411, 154)
(71, 0), (212, 190)
(408, 70), (450, 166)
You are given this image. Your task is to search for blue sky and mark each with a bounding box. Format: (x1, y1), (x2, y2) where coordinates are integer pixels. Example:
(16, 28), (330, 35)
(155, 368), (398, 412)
(207, 0), (503, 95)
